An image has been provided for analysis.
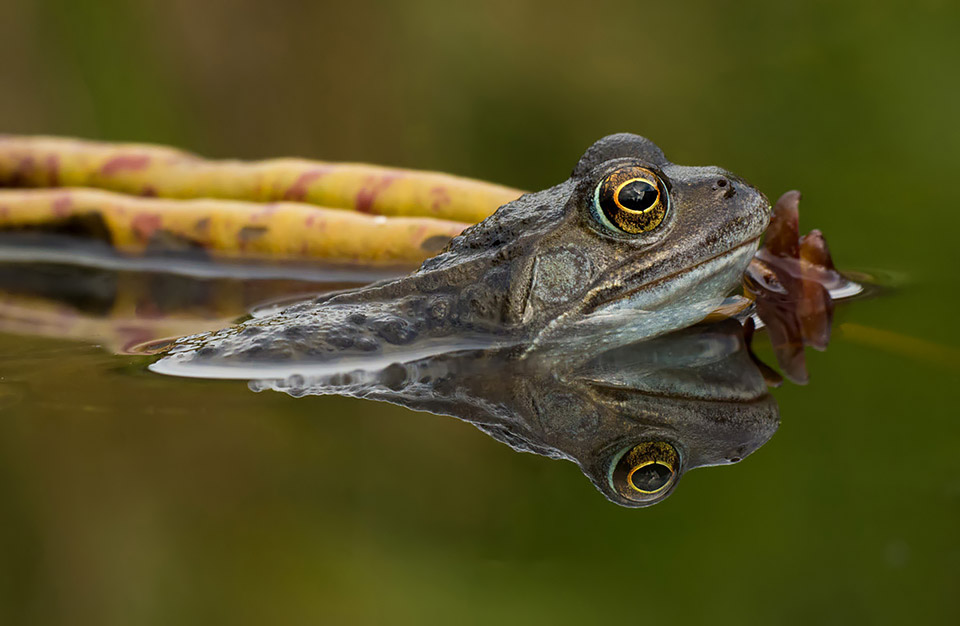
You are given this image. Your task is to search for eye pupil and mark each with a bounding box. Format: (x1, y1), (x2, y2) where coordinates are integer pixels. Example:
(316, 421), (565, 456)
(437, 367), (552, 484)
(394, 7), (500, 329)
(611, 441), (680, 504)
(617, 180), (658, 211)
(595, 167), (668, 235)
(629, 462), (672, 492)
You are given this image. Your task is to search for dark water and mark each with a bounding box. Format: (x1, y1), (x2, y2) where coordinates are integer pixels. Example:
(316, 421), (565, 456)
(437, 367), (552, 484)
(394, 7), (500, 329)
(2, 1), (959, 624)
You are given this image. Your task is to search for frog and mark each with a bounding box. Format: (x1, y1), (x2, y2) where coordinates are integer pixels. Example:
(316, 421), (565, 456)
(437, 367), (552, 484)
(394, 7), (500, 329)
(152, 133), (771, 378)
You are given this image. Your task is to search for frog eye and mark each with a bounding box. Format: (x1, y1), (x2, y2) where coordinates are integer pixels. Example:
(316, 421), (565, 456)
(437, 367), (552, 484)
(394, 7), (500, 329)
(611, 441), (680, 503)
(593, 166), (669, 234)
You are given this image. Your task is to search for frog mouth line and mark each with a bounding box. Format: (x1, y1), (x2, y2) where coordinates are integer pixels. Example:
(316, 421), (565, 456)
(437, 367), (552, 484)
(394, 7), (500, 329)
(585, 237), (761, 313)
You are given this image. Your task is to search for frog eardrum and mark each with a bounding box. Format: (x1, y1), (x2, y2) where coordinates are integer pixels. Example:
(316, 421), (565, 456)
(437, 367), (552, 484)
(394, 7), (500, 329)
(611, 441), (680, 503)
(594, 166), (669, 234)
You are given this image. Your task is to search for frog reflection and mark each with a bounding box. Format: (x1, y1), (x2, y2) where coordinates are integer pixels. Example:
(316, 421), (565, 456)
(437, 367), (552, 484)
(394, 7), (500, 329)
(250, 318), (778, 507)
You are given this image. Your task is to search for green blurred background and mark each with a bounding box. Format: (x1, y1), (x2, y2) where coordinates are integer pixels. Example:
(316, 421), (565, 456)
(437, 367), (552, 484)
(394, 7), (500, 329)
(1, 1), (958, 624)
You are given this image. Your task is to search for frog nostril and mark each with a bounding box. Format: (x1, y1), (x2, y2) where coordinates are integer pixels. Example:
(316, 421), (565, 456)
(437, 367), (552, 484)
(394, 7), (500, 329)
(715, 177), (737, 199)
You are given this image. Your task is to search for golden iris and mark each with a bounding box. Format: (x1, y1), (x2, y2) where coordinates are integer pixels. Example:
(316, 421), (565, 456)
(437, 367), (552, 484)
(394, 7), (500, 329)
(595, 166), (668, 234)
(611, 441), (679, 501)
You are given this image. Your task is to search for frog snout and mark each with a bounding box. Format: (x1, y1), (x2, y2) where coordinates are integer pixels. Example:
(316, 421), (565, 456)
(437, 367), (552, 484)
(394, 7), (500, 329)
(708, 175), (771, 242)
(720, 172), (770, 213)
(713, 173), (767, 206)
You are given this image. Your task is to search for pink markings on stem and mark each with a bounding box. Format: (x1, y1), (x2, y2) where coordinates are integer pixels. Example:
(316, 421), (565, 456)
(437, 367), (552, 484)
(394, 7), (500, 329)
(9, 156), (36, 185)
(251, 203), (278, 220)
(303, 213), (326, 231)
(429, 186), (451, 211)
(131, 213), (163, 242)
(45, 154), (60, 186)
(355, 175), (398, 214)
(52, 195), (73, 217)
(283, 169), (330, 202)
(100, 154), (151, 176)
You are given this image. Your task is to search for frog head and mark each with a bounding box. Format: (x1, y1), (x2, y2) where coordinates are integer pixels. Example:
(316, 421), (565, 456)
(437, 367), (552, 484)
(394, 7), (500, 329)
(355, 133), (771, 346)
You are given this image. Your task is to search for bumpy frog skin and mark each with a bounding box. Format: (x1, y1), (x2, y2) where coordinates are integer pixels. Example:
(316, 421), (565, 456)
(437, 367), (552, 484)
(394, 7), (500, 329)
(153, 134), (770, 378)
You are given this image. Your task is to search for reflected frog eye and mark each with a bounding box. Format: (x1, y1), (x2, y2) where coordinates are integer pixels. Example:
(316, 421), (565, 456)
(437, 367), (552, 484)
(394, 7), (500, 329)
(593, 166), (668, 234)
(611, 441), (680, 503)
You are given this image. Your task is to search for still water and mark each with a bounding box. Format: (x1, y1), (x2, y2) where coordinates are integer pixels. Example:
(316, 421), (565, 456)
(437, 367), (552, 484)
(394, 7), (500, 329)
(0, 236), (957, 625)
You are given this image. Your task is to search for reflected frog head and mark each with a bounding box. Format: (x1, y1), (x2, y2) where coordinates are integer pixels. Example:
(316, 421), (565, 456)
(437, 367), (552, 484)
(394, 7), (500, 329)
(510, 319), (780, 507)
(561, 378), (779, 508)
